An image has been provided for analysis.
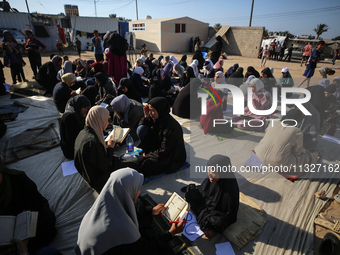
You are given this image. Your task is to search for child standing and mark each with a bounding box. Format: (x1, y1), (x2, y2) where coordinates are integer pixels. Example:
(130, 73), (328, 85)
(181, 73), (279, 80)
(258, 45), (269, 68)
(298, 41), (326, 88)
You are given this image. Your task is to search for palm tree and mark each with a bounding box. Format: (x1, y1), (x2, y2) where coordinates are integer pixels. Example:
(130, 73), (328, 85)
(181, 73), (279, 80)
(313, 24), (329, 39)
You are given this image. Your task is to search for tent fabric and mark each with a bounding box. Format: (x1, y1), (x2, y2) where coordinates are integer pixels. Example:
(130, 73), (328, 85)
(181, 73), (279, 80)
(0, 93), (339, 254)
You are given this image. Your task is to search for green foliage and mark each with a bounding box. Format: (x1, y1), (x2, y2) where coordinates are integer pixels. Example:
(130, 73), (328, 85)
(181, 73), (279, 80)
(313, 24), (329, 39)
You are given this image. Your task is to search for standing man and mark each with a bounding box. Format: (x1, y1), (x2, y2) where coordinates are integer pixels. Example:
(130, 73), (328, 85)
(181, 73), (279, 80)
(24, 29), (46, 79)
(301, 42), (312, 66)
(92, 30), (103, 62)
(284, 44), (293, 62)
(298, 41), (325, 88)
(75, 38), (82, 58)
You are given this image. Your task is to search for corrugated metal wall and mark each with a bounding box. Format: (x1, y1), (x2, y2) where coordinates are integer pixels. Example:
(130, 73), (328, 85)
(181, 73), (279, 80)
(0, 12), (31, 30)
(70, 16), (118, 34)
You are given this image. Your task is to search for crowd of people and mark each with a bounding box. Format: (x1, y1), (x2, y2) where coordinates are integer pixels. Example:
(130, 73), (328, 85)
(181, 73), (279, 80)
(1, 28), (339, 255)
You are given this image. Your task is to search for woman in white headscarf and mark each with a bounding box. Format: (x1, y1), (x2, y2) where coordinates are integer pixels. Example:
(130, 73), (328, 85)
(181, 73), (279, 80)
(189, 59), (199, 77)
(232, 78), (272, 131)
(170, 55), (178, 65)
(203, 59), (215, 78)
(75, 168), (184, 255)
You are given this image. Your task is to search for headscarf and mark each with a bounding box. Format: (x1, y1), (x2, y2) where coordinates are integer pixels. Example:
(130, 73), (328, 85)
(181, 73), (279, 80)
(180, 66), (195, 87)
(250, 78), (265, 94)
(107, 33), (128, 56)
(65, 95), (91, 128)
(246, 66), (260, 78)
(163, 62), (173, 78)
(261, 67), (274, 78)
(51, 56), (62, 72)
(152, 59), (159, 67)
(145, 59), (155, 74)
(203, 59), (214, 76)
(180, 55), (187, 62)
(332, 77), (340, 85)
(0, 160), (25, 214)
(198, 155), (239, 216)
(227, 63), (239, 75)
(281, 108), (304, 126)
(215, 71), (226, 84)
(76, 168), (144, 255)
(318, 78), (330, 88)
(277, 70), (294, 86)
(173, 63), (184, 77)
(190, 59), (199, 77)
(240, 75), (256, 97)
(85, 106), (109, 149)
(149, 97), (170, 121)
(140, 55), (146, 64)
(213, 59), (224, 70)
(92, 62), (104, 73)
(57, 61), (73, 81)
(133, 67), (144, 76)
(170, 55), (178, 65)
(61, 73), (76, 86)
(110, 94), (131, 123)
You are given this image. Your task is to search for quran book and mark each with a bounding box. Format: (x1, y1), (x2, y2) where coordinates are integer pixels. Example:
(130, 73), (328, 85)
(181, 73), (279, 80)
(163, 192), (190, 221)
(105, 125), (130, 143)
(0, 211), (38, 246)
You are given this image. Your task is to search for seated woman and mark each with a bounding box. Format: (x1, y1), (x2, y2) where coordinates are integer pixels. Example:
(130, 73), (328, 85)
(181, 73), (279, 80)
(203, 60), (215, 79)
(173, 63), (184, 79)
(117, 78), (142, 103)
(213, 59), (224, 73)
(0, 160), (57, 254)
(57, 60), (73, 81)
(75, 168), (184, 255)
(225, 63), (239, 78)
(110, 94), (144, 141)
(60, 95), (90, 159)
(53, 73), (77, 113)
(260, 67), (277, 94)
(244, 66), (260, 80)
(36, 55), (62, 95)
(94, 72), (116, 102)
(172, 74), (201, 119)
(255, 113), (317, 168)
(179, 66), (196, 88)
(74, 106), (138, 192)
(192, 49), (205, 70)
(212, 71), (228, 110)
(189, 59), (200, 78)
(227, 67), (244, 87)
(232, 78), (272, 131)
(179, 54), (187, 68)
(277, 67), (294, 96)
(148, 69), (176, 105)
(183, 155), (239, 238)
(162, 61), (173, 79)
(130, 67), (149, 98)
(137, 97), (186, 176)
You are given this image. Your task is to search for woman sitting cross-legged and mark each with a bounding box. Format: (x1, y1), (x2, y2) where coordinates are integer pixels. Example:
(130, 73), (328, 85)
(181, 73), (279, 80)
(74, 106), (139, 193)
(75, 168), (184, 255)
(232, 78), (272, 131)
(110, 94), (144, 141)
(183, 155), (239, 239)
(137, 97), (186, 176)
(60, 95), (91, 159)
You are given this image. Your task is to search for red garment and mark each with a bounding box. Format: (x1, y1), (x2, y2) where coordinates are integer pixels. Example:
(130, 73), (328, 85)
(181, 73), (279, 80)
(106, 49), (127, 84)
(200, 98), (223, 134)
(56, 42), (62, 50)
(57, 25), (66, 44)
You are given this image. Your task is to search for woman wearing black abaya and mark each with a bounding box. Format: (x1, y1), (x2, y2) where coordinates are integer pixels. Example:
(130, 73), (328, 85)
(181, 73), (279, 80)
(117, 77), (142, 103)
(137, 97), (186, 176)
(210, 36), (223, 64)
(179, 55), (188, 68)
(227, 67), (244, 87)
(179, 66), (196, 88)
(148, 69), (174, 102)
(183, 155), (239, 238)
(244, 66), (260, 80)
(173, 73), (201, 119)
(192, 50), (205, 70)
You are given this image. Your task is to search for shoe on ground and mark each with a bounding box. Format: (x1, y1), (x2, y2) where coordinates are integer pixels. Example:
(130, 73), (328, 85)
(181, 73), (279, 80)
(319, 232), (340, 255)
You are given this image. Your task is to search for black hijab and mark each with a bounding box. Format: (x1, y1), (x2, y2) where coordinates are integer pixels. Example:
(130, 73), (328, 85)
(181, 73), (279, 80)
(180, 66), (195, 88)
(118, 78), (142, 103)
(149, 97), (170, 122)
(95, 72), (109, 100)
(245, 66), (260, 78)
(281, 108), (304, 126)
(261, 67), (274, 78)
(107, 33), (128, 56)
(65, 95), (91, 128)
(199, 155), (239, 212)
(179, 55), (188, 68)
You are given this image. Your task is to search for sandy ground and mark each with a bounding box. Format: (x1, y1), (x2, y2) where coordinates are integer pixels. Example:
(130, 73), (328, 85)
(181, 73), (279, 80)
(2, 47), (340, 87)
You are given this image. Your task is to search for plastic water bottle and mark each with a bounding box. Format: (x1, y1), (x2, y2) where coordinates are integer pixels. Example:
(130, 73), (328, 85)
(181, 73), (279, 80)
(126, 134), (134, 155)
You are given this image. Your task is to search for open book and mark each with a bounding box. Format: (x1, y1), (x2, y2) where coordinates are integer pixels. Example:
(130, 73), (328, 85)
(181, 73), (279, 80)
(163, 192), (190, 222)
(105, 125), (130, 143)
(0, 211), (38, 246)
